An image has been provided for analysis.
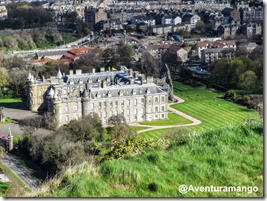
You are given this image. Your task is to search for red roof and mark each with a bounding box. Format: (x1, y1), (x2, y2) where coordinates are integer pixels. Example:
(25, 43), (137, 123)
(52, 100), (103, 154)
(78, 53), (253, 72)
(69, 46), (90, 55)
(32, 58), (53, 63)
(63, 52), (76, 60)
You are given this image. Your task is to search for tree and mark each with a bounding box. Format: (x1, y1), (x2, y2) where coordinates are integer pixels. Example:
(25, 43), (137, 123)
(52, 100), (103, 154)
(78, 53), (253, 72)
(117, 42), (134, 67)
(8, 70), (28, 97)
(239, 70), (258, 91)
(0, 67), (9, 90)
(62, 114), (104, 143)
(110, 124), (135, 143)
(108, 114), (126, 126)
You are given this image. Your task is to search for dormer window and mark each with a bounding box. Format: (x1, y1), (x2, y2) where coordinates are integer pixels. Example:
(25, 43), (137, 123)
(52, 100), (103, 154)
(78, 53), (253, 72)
(132, 89), (136, 95)
(146, 88), (150, 94)
(107, 91), (111, 97)
(96, 92), (101, 98)
(97, 78), (101, 83)
(88, 78), (92, 83)
(106, 77), (111, 82)
(119, 90), (123, 96)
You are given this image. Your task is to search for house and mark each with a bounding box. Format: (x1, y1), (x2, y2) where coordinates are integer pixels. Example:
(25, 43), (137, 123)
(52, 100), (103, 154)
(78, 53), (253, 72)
(61, 46), (90, 61)
(201, 47), (235, 63)
(84, 6), (107, 30)
(242, 22), (262, 38)
(196, 40), (236, 58)
(0, 5), (7, 20)
(148, 44), (188, 62)
(161, 15), (182, 25)
(182, 14), (201, 28)
(238, 42), (257, 54)
(151, 24), (172, 35)
(217, 23), (239, 39)
(222, 7), (240, 21)
(96, 18), (123, 31)
(239, 6), (263, 22)
(131, 16), (156, 26)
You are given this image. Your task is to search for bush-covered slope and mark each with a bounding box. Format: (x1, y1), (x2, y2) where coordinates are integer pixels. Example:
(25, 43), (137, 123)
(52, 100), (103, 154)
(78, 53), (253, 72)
(31, 122), (263, 197)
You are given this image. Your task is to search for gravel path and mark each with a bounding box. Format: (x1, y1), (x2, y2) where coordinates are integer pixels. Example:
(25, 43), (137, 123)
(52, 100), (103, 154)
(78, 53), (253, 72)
(0, 108), (38, 136)
(130, 95), (201, 134)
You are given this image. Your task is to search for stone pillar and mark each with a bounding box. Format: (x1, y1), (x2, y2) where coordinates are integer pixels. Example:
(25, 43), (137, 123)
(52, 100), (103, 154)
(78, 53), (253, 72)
(8, 128), (13, 152)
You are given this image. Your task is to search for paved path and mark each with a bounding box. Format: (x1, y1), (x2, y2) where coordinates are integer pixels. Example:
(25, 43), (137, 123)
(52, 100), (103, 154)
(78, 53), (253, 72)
(129, 95), (201, 134)
(0, 108), (38, 136)
(2, 153), (41, 190)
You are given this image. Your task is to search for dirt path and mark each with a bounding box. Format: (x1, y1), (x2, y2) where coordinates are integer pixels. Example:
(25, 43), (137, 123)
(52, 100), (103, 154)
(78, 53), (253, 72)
(130, 95), (201, 134)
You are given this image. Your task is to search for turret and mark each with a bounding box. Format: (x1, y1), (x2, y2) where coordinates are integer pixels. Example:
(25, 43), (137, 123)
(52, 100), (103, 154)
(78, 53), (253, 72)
(81, 89), (90, 117)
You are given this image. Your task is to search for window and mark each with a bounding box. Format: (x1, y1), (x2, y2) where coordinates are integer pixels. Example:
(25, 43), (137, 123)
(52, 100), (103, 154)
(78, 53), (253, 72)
(98, 112), (101, 117)
(161, 114), (165, 118)
(155, 97), (159, 103)
(127, 109), (130, 115)
(76, 114), (79, 120)
(91, 103), (94, 109)
(115, 101), (118, 107)
(148, 98), (151, 104)
(104, 102), (106, 108)
(135, 109), (137, 115)
(161, 96), (165, 103)
(155, 106), (158, 112)
(141, 98), (144, 104)
(65, 115), (69, 122)
(161, 106), (165, 112)
(65, 106), (68, 112)
(110, 101), (113, 107)
(121, 101), (124, 106)
(127, 100), (130, 106)
(99, 102), (101, 109)
(103, 112), (106, 117)
(134, 99), (137, 105)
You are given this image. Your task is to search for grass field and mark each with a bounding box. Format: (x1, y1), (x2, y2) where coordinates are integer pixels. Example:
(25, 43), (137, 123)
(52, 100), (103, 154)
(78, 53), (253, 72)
(0, 98), (23, 104)
(140, 112), (192, 126)
(0, 182), (11, 196)
(0, 117), (13, 125)
(139, 82), (259, 139)
(34, 122), (263, 197)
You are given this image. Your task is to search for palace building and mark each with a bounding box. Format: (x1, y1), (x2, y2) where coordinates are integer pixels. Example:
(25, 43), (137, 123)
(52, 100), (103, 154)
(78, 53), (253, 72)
(26, 67), (168, 127)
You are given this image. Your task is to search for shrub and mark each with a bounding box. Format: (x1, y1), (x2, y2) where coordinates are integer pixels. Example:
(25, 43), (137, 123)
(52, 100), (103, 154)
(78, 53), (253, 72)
(102, 138), (158, 161)
(148, 182), (158, 192)
(165, 128), (191, 147)
(224, 90), (241, 102)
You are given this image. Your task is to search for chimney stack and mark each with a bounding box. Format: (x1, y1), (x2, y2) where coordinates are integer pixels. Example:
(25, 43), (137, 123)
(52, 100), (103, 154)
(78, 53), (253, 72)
(76, 69), (82, 75)
(69, 70), (73, 75)
(92, 68), (96, 73)
(101, 80), (107, 88)
(100, 67), (105, 72)
(147, 76), (154, 84)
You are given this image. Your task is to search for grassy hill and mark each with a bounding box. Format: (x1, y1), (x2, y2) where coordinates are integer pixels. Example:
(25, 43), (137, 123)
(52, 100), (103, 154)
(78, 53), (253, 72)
(32, 122), (263, 197)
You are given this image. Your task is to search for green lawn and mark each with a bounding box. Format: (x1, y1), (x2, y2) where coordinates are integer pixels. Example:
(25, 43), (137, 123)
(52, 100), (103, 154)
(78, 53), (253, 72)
(0, 98), (23, 104)
(140, 82), (259, 139)
(0, 117), (13, 125)
(140, 112), (192, 126)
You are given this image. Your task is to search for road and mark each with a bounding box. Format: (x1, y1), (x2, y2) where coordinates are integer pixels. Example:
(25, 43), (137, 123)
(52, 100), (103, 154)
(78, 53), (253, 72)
(2, 153), (41, 190)
(130, 95), (202, 134)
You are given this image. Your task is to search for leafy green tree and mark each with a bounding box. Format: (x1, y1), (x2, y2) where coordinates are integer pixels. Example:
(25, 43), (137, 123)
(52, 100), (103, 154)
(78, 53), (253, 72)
(239, 70), (258, 91)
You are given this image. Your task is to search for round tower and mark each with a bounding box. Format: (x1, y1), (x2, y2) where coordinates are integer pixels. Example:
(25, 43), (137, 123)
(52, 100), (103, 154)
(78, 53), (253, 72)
(81, 89), (90, 118)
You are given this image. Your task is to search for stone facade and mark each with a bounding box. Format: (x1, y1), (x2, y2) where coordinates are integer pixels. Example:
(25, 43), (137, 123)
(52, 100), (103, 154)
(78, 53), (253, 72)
(26, 67), (168, 127)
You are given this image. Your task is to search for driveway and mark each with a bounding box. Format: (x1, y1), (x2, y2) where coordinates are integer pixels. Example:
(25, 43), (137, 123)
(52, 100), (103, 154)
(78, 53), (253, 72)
(0, 108), (38, 136)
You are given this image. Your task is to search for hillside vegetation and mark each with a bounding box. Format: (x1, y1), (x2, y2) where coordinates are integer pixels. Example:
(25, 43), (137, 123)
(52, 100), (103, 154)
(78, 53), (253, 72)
(31, 121), (263, 197)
